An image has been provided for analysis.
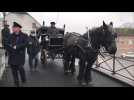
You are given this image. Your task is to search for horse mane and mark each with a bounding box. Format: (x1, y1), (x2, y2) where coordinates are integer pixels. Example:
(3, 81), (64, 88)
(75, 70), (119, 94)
(83, 26), (103, 40)
(82, 26), (104, 50)
(65, 32), (81, 40)
(69, 32), (81, 37)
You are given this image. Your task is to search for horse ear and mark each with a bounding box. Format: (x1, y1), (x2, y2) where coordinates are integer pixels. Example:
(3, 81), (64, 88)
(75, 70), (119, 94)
(103, 21), (107, 27)
(109, 22), (113, 27)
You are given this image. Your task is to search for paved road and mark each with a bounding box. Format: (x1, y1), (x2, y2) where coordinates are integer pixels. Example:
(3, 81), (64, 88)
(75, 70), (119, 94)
(0, 55), (130, 87)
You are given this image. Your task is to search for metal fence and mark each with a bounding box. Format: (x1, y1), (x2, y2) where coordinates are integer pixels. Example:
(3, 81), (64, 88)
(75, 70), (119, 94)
(93, 52), (134, 86)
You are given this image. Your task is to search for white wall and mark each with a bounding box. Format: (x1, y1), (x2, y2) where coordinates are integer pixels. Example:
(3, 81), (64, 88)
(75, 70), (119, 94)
(0, 13), (41, 45)
(5, 13), (41, 35)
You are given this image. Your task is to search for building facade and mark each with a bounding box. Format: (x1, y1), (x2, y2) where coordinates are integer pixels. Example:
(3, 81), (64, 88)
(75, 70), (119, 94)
(0, 12), (41, 45)
(116, 33), (134, 55)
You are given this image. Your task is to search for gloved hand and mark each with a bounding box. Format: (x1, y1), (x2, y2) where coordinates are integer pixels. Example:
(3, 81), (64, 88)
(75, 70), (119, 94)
(13, 45), (16, 49)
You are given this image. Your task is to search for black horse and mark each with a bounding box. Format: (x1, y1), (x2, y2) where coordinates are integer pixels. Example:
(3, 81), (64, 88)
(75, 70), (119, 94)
(64, 21), (117, 85)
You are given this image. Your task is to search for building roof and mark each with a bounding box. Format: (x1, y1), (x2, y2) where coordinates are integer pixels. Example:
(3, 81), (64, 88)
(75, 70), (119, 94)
(27, 13), (41, 26)
(10, 12), (28, 14)
(0, 12), (41, 26)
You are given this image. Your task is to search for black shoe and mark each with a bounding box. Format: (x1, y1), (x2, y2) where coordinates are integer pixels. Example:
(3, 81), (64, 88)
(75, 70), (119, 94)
(14, 82), (20, 87)
(22, 79), (27, 83)
(30, 68), (34, 72)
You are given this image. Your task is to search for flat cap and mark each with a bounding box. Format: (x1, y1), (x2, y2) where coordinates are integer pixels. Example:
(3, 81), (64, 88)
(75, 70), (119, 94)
(13, 22), (22, 28)
(50, 22), (56, 25)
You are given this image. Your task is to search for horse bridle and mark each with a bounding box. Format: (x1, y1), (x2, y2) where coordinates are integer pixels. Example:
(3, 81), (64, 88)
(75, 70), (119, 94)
(86, 27), (91, 48)
(83, 27), (105, 58)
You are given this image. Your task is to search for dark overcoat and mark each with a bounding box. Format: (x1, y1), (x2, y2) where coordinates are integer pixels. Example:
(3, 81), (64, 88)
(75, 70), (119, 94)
(27, 36), (40, 57)
(1, 27), (10, 48)
(5, 32), (28, 66)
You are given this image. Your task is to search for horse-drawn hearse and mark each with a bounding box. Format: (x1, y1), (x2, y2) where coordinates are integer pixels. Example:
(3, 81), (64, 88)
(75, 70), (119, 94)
(36, 21), (65, 64)
(37, 21), (117, 86)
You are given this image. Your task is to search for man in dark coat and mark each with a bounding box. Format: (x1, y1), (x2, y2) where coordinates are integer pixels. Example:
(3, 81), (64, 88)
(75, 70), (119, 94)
(27, 30), (40, 72)
(4, 22), (28, 87)
(47, 22), (59, 35)
(1, 24), (10, 56)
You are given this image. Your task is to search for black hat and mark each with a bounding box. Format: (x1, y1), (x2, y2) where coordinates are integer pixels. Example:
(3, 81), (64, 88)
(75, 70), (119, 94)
(50, 22), (56, 25)
(13, 22), (22, 28)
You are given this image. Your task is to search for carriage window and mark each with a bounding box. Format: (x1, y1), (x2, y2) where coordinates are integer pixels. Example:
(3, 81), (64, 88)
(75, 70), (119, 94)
(128, 40), (133, 45)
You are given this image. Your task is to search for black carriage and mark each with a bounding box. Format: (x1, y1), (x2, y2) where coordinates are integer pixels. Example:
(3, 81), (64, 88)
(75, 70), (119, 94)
(37, 22), (65, 64)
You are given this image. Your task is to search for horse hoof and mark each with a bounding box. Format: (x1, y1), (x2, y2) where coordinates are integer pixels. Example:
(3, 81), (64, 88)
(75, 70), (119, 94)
(78, 81), (82, 85)
(64, 72), (68, 75)
(82, 82), (88, 86)
(71, 71), (75, 75)
(78, 80), (84, 86)
(85, 81), (93, 87)
(64, 71), (69, 75)
(86, 82), (89, 86)
(78, 82), (87, 87)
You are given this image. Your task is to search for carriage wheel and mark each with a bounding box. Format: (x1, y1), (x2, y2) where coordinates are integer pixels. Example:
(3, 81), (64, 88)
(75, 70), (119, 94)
(49, 50), (57, 61)
(51, 53), (55, 60)
(64, 67), (69, 75)
(41, 49), (47, 65)
(63, 52), (69, 75)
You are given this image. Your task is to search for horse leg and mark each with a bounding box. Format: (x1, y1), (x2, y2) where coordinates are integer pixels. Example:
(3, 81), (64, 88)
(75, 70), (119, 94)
(63, 54), (70, 75)
(84, 61), (93, 85)
(41, 49), (47, 65)
(77, 59), (85, 85)
(70, 56), (76, 75)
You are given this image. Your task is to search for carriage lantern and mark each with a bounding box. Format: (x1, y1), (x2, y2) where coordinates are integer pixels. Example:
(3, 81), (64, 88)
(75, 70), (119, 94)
(63, 24), (65, 29)
(43, 21), (45, 26)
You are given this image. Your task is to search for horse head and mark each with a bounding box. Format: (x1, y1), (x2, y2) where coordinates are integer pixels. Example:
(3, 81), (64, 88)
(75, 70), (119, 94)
(83, 21), (117, 55)
(100, 21), (117, 54)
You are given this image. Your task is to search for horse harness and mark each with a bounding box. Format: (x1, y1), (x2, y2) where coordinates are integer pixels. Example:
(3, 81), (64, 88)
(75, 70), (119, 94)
(67, 32), (105, 58)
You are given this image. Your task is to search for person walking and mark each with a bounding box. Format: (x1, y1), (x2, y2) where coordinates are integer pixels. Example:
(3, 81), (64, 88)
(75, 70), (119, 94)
(1, 24), (10, 56)
(27, 30), (40, 72)
(4, 22), (28, 87)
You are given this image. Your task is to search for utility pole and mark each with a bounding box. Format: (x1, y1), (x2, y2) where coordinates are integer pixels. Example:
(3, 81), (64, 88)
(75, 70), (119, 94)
(56, 12), (59, 25)
(2, 12), (6, 28)
(86, 26), (91, 47)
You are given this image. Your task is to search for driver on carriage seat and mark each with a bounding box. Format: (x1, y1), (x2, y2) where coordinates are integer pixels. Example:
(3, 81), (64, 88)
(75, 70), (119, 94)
(47, 22), (59, 35)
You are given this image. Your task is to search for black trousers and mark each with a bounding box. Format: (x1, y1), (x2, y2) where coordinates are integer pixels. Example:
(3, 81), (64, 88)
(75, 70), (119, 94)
(28, 54), (38, 70)
(10, 65), (26, 87)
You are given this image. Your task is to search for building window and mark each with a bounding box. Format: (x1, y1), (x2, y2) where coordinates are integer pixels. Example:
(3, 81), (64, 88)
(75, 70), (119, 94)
(120, 40), (125, 44)
(128, 40), (133, 45)
(133, 40), (134, 44)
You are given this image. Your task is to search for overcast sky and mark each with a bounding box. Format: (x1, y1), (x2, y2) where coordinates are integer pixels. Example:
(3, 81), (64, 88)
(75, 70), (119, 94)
(0, 12), (134, 33)
(28, 12), (134, 33)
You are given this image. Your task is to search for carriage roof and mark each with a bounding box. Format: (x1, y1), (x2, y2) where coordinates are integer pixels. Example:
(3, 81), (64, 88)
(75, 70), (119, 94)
(37, 26), (65, 36)
(37, 26), (65, 31)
